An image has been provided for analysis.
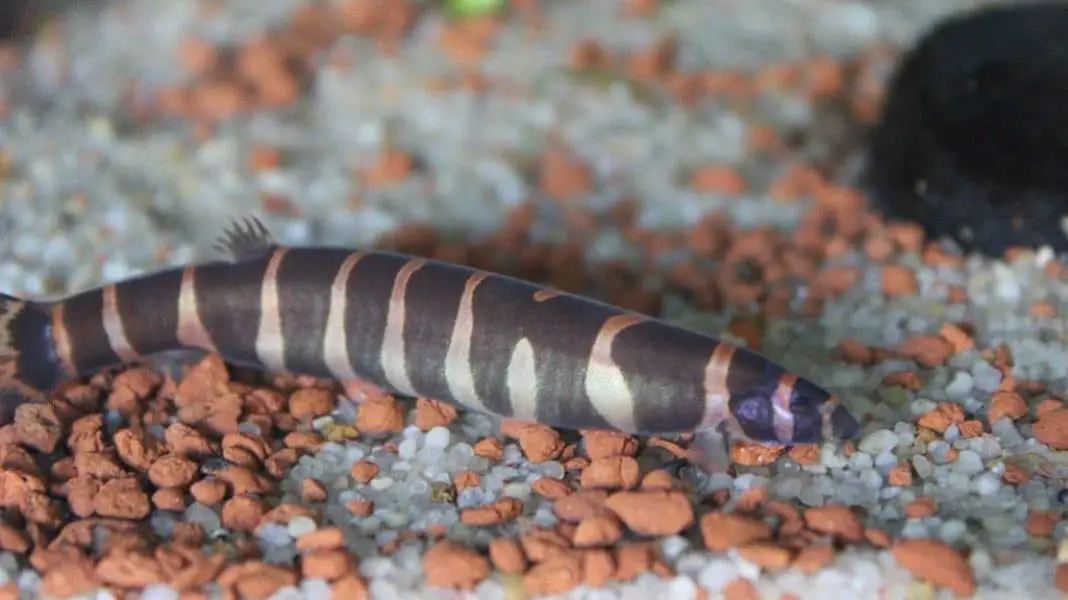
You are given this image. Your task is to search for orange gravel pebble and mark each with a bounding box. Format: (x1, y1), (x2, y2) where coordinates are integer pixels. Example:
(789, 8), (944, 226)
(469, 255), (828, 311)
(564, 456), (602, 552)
(538, 151), (593, 201)
(613, 542), (657, 582)
(488, 537), (527, 574)
(518, 426), (566, 462)
(190, 479), (228, 506)
(148, 454), (199, 488)
(691, 164), (747, 196)
(461, 497), (523, 526)
(472, 437), (504, 461)
(164, 423), (217, 457)
(0, 524), (28, 554)
(939, 323), (975, 353)
(364, 149), (414, 186)
(582, 548), (614, 587)
(573, 515), (624, 547)
(1032, 408), (1068, 449)
(74, 452), (126, 479)
(424, 540), (489, 591)
(246, 144), (282, 172)
(222, 432), (270, 462)
(95, 549), (165, 587)
(734, 485), (768, 512)
(639, 469), (676, 490)
(917, 402), (966, 433)
(414, 398), (458, 430)
(231, 562), (299, 599)
(882, 371), (923, 390)
(787, 444), (820, 466)
(580, 456), (641, 489)
(12, 403), (63, 453)
(355, 395), (406, 434)
(958, 420), (984, 437)
(1037, 397), (1065, 417)
(295, 527), (346, 552)
(793, 542), (836, 574)
(582, 430), (639, 459)
(738, 542), (792, 570)
(301, 549), (354, 580)
(0, 468), (44, 507)
(347, 499), (374, 517)
(216, 465), (271, 496)
(731, 442), (785, 466)
(1002, 463), (1030, 485)
(523, 554), (584, 596)
(988, 390), (1029, 423)
(803, 504), (863, 542)
(221, 495), (267, 532)
(41, 553), (99, 597)
(701, 512), (773, 551)
(302, 479), (328, 502)
(532, 477), (573, 499)
(177, 37), (218, 74)
(603, 490), (694, 536)
(288, 388), (335, 420)
(152, 488), (186, 511)
(1025, 511), (1058, 537)
(896, 335), (955, 368)
(892, 538), (976, 596)
(553, 489), (609, 522)
(453, 471), (480, 492)
(331, 574), (370, 600)
(94, 477), (151, 519)
(881, 264), (918, 297)
(905, 497), (938, 519)
(865, 527), (892, 548)
(723, 577), (759, 600)
(520, 527), (572, 562)
(836, 339), (874, 364)
(350, 461), (379, 484)
(888, 464), (913, 487)
(500, 419), (534, 439)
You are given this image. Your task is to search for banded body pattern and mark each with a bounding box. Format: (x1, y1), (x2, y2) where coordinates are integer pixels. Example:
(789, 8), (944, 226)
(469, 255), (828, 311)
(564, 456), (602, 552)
(0, 218), (859, 460)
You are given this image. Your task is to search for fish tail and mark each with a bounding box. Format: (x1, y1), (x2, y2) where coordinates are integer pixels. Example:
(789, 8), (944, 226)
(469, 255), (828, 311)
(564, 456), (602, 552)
(0, 293), (66, 423)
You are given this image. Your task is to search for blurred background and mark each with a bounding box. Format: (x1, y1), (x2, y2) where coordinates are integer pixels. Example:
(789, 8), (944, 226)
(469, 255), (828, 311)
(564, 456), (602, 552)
(0, 0), (1002, 320)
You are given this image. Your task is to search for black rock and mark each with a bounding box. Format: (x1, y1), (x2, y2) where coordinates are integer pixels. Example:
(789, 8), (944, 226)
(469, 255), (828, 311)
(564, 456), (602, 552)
(862, 2), (1068, 256)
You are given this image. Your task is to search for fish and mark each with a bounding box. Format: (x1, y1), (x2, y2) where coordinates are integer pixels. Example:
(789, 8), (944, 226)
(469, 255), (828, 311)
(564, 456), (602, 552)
(0, 216), (858, 472)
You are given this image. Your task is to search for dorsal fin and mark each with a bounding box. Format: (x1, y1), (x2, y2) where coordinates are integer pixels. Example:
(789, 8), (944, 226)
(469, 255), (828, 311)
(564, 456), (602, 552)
(214, 216), (277, 261)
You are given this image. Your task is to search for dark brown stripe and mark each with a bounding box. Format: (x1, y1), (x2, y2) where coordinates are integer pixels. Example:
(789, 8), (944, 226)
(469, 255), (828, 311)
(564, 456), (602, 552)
(343, 252), (410, 387)
(61, 288), (122, 373)
(113, 268), (183, 356)
(469, 274), (619, 428)
(725, 347), (785, 442)
(611, 320), (711, 433)
(193, 255), (273, 369)
(399, 260), (469, 401)
(275, 248), (351, 378)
